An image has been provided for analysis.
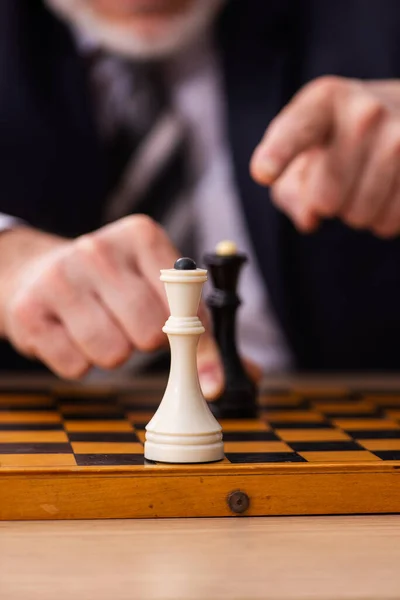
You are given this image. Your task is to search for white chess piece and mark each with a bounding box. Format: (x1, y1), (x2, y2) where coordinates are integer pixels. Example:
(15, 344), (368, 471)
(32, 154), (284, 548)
(144, 259), (224, 463)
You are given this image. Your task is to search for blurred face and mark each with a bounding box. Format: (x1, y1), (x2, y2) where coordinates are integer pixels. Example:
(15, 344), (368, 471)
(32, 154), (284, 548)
(47, 0), (225, 59)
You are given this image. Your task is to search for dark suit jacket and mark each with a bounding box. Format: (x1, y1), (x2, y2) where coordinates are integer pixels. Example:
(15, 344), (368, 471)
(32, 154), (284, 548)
(1, 0), (400, 372)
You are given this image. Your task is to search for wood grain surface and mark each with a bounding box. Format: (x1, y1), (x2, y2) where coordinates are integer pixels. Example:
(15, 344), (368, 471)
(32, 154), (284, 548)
(1, 516), (400, 600)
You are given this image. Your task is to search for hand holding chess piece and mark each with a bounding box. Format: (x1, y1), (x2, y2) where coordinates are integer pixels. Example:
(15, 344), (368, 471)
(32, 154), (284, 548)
(144, 257), (224, 464)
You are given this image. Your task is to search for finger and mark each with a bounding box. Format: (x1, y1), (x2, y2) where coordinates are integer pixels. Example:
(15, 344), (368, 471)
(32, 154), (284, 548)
(250, 77), (342, 185)
(283, 89), (384, 228)
(5, 295), (88, 379)
(98, 273), (168, 352)
(81, 259), (168, 352)
(55, 292), (134, 369)
(197, 304), (224, 400)
(270, 151), (320, 232)
(62, 232), (168, 352)
(298, 143), (358, 228)
(341, 121), (400, 230)
(251, 78), (385, 196)
(30, 318), (90, 380)
(372, 169), (400, 238)
(300, 146), (344, 223)
(331, 94), (385, 225)
(101, 215), (181, 309)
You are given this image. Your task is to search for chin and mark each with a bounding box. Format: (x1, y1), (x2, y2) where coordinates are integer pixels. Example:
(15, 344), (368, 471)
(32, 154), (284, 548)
(46, 0), (225, 60)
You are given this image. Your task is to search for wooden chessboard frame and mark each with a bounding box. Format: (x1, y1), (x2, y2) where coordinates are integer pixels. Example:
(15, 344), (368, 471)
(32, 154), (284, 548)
(2, 374), (400, 520)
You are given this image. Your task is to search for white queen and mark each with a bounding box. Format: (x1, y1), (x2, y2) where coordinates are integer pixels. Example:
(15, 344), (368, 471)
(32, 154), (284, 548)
(144, 258), (224, 464)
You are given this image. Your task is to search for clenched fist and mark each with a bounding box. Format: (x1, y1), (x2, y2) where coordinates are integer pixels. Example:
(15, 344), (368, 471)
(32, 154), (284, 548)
(0, 216), (223, 393)
(251, 77), (400, 238)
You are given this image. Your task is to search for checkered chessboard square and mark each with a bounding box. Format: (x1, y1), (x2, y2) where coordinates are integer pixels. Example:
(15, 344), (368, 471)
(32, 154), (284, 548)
(1, 387), (400, 467)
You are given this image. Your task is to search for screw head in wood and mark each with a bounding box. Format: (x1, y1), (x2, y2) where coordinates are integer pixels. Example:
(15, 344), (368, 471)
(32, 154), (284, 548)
(227, 490), (250, 514)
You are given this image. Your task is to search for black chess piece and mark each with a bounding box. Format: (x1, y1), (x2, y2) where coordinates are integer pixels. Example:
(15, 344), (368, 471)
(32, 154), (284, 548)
(203, 246), (258, 419)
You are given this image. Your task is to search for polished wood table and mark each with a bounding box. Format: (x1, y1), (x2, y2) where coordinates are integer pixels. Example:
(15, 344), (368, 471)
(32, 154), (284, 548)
(1, 516), (400, 600)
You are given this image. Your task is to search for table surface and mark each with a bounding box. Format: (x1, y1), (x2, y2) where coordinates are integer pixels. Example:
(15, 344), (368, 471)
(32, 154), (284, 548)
(2, 374), (400, 600)
(1, 516), (400, 600)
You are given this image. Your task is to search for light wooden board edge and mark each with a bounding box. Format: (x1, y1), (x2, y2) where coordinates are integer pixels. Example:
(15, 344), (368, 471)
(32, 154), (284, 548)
(1, 467), (400, 520)
(1, 460), (400, 475)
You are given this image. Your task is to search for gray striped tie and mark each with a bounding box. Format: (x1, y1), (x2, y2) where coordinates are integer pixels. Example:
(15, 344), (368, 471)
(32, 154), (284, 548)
(87, 52), (195, 254)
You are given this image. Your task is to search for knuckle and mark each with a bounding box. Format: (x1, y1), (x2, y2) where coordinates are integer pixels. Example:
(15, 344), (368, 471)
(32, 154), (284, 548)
(72, 234), (117, 281)
(315, 202), (337, 218)
(294, 207), (316, 233)
(353, 99), (385, 137)
(136, 330), (164, 353)
(77, 326), (132, 369)
(343, 209), (368, 229)
(297, 119), (321, 145)
(309, 191), (340, 217)
(87, 231), (113, 257)
(59, 360), (90, 380)
(41, 260), (80, 307)
(79, 328), (101, 350)
(385, 137), (400, 161)
(129, 214), (162, 248)
(9, 294), (37, 330)
(47, 346), (90, 379)
(97, 342), (132, 369)
(44, 258), (64, 283)
(305, 75), (345, 101)
(270, 181), (290, 210)
(6, 296), (48, 356)
(98, 349), (130, 369)
(373, 223), (399, 238)
(42, 261), (70, 294)
(74, 234), (104, 262)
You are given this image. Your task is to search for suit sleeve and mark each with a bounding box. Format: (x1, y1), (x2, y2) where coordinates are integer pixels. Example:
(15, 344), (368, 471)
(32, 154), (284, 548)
(0, 214), (24, 231)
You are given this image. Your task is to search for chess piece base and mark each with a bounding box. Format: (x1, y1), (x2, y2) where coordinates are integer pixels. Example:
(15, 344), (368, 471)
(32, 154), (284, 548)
(145, 431), (224, 464)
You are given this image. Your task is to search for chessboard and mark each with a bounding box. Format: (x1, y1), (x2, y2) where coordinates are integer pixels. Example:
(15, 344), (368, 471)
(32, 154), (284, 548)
(2, 378), (400, 520)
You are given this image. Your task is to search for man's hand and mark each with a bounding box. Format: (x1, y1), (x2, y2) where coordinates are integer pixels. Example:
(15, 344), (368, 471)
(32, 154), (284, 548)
(250, 77), (400, 238)
(0, 217), (224, 395)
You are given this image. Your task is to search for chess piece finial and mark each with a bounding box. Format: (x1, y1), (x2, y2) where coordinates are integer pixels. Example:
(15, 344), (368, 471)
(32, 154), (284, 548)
(215, 240), (238, 256)
(174, 257), (197, 270)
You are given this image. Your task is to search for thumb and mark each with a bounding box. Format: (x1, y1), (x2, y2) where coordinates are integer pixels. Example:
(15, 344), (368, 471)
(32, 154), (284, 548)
(197, 304), (224, 401)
